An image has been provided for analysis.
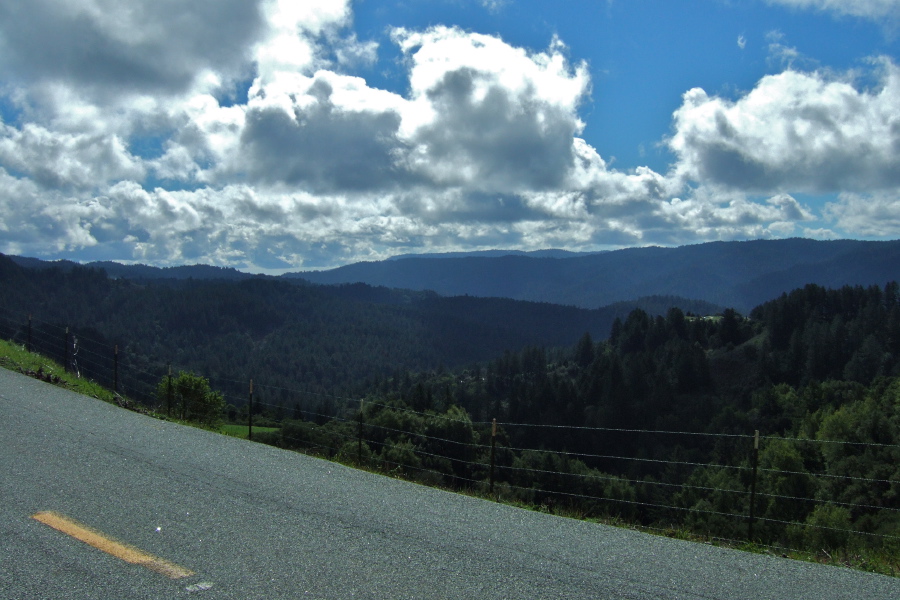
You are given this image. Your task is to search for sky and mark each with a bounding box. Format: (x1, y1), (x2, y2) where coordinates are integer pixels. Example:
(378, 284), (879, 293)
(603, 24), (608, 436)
(0, 0), (899, 272)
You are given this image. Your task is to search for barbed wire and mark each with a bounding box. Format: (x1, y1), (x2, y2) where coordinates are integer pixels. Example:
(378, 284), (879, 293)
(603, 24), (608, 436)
(501, 481), (745, 521)
(362, 422), (489, 452)
(497, 421), (753, 439)
(502, 445), (751, 471)
(757, 514), (900, 541)
(758, 466), (898, 485)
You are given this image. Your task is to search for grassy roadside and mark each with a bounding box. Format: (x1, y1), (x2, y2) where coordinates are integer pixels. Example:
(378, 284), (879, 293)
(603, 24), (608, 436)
(0, 337), (896, 578)
(0, 338), (118, 404)
(220, 423), (279, 439)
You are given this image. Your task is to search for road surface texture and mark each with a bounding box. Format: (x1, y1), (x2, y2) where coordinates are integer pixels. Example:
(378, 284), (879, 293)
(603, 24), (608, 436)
(2, 366), (899, 599)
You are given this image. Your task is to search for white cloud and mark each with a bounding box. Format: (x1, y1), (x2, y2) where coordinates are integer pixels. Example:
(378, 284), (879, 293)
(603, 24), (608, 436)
(0, 0), (890, 270)
(254, 0), (352, 86)
(394, 27), (591, 192)
(825, 192), (900, 236)
(765, 0), (900, 20)
(481, 0), (509, 13)
(0, 0), (265, 98)
(668, 59), (900, 194)
(764, 30), (814, 70)
(0, 122), (144, 190)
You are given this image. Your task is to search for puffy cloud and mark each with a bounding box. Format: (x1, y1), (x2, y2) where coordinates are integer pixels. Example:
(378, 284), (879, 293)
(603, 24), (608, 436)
(175, 25), (594, 196)
(0, 122), (144, 189)
(0, 0), (265, 97)
(0, 0), (884, 270)
(232, 72), (407, 192)
(254, 0), (353, 85)
(765, 0), (900, 20)
(652, 191), (813, 241)
(394, 27), (591, 192)
(825, 192), (900, 236)
(668, 60), (900, 194)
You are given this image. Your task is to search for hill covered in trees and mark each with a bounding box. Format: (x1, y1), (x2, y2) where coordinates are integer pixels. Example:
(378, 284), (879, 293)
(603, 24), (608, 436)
(0, 253), (719, 403)
(296, 238), (900, 312)
(261, 282), (900, 557)
(11, 238), (900, 313)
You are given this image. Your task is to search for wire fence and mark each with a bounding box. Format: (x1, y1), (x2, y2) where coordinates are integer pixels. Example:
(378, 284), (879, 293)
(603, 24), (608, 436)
(1, 307), (899, 555)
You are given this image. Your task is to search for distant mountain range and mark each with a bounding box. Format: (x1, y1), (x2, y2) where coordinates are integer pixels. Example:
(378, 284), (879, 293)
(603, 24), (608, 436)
(292, 238), (900, 312)
(10, 238), (900, 312)
(8, 256), (254, 281)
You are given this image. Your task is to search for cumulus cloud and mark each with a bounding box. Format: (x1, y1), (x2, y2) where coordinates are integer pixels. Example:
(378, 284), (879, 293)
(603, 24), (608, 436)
(233, 73), (407, 192)
(0, 0), (264, 97)
(825, 192), (900, 236)
(0, 122), (144, 189)
(668, 59), (900, 194)
(393, 27), (591, 192)
(0, 0), (894, 270)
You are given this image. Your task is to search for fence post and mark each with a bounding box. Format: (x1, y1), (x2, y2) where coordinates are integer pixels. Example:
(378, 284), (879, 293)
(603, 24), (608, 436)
(166, 363), (173, 417)
(63, 327), (69, 373)
(490, 418), (497, 494)
(27, 315), (32, 352)
(358, 399), (364, 464)
(114, 345), (119, 395)
(248, 379), (253, 441)
(748, 430), (760, 541)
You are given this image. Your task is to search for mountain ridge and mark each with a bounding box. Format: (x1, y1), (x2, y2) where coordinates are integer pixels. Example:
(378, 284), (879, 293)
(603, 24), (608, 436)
(10, 238), (900, 312)
(295, 239), (900, 311)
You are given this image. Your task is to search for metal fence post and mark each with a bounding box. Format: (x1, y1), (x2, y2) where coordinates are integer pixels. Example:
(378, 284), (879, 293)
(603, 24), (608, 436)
(748, 430), (760, 541)
(114, 345), (119, 394)
(63, 327), (69, 373)
(490, 418), (497, 494)
(27, 315), (32, 352)
(248, 379), (253, 441)
(167, 363), (173, 417)
(358, 399), (364, 464)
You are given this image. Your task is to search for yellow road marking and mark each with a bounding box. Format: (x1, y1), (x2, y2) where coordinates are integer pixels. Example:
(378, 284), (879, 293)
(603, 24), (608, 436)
(31, 511), (194, 579)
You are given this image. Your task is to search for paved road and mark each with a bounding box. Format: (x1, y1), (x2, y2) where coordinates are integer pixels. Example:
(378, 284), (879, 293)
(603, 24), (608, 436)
(2, 367), (899, 599)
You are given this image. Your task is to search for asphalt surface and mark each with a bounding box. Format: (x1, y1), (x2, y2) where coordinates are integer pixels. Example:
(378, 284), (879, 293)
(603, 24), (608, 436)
(2, 366), (899, 599)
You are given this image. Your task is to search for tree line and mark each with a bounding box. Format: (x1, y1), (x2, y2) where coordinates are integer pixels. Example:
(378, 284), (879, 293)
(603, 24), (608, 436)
(253, 283), (900, 556)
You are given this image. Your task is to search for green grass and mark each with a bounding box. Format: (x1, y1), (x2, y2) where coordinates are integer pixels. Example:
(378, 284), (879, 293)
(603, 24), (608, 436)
(0, 339), (117, 403)
(220, 423), (279, 439)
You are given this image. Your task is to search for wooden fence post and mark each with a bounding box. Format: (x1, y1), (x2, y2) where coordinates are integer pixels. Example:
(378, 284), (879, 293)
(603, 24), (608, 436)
(114, 345), (119, 395)
(63, 327), (69, 373)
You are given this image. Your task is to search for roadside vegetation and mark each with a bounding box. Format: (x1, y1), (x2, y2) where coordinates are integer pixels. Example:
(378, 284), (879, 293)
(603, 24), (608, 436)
(3, 281), (900, 577)
(2, 250), (899, 576)
(0, 338), (116, 404)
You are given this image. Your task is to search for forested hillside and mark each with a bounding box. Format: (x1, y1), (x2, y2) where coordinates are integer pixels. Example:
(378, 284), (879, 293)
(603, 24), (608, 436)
(0, 254), (717, 403)
(257, 282), (900, 557)
(297, 238), (900, 311)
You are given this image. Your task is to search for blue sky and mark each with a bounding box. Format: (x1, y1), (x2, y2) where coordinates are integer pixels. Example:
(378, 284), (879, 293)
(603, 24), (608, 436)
(357, 1), (893, 168)
(0, 0), (899, 271)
